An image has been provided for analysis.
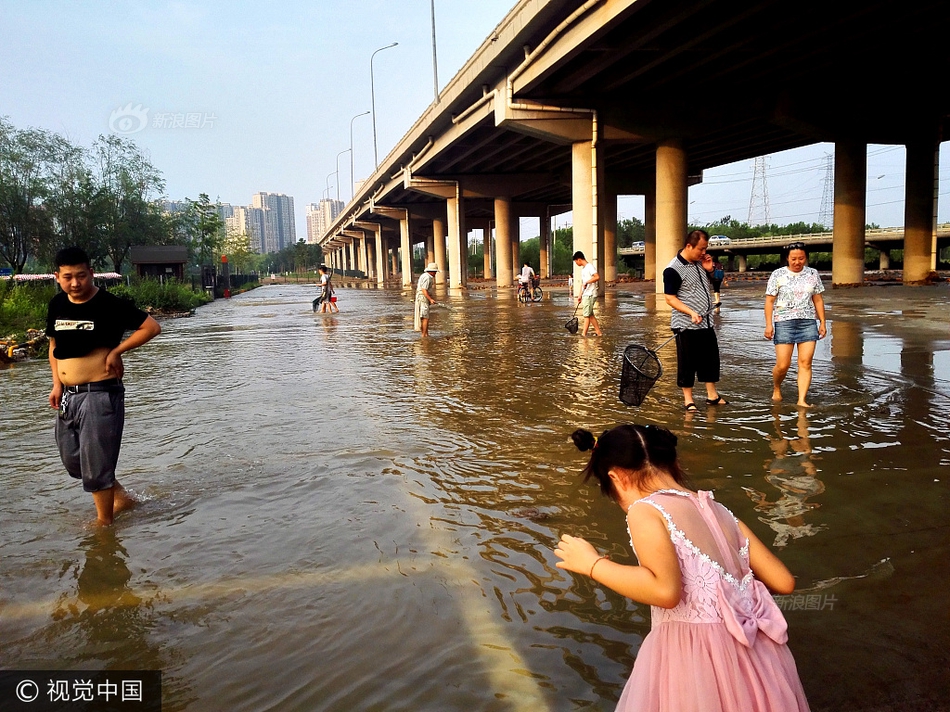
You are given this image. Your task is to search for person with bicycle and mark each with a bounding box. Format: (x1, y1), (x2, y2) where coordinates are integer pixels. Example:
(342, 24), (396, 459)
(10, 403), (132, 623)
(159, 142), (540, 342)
(518, 262), (536, 301)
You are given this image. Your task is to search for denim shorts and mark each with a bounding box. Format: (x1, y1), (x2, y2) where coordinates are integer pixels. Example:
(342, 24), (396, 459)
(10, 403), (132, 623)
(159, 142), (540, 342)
(773, 318), (819, 345)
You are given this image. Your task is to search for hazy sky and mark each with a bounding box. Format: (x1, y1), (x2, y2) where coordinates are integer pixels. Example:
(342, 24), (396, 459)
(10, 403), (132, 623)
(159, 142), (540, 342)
(2, 1), (947, 241)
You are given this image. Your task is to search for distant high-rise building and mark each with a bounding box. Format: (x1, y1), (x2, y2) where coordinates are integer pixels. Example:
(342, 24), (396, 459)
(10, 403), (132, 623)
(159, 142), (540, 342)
(252, 192), (296, 253)
(161, 200), (189, 215)
(216, 203), (235, 221)
(226, 206), (266, 253)
(306, 199), (343, 244)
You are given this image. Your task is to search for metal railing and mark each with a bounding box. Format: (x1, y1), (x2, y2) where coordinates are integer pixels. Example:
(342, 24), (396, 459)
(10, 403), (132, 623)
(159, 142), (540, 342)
(617, 224), (950, 255)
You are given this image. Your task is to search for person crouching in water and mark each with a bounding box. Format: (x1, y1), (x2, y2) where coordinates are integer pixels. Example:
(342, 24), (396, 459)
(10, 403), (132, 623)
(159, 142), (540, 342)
(46, 247), (161, 525)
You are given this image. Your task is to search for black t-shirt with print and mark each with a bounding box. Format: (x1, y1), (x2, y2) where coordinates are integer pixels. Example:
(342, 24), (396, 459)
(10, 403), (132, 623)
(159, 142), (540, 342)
(46, 289), (149, 359)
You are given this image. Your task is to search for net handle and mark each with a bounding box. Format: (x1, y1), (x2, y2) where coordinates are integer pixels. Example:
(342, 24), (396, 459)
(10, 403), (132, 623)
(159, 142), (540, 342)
(656, 308), (717, 352)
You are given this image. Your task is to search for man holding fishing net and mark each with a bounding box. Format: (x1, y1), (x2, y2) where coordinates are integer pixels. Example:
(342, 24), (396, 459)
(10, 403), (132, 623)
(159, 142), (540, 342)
(662, 230), (728, 412)
(414, 263), (439, 337)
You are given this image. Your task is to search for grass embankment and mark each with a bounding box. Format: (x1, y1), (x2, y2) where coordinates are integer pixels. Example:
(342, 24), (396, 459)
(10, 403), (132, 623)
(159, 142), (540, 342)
(0, 279), (218, 346)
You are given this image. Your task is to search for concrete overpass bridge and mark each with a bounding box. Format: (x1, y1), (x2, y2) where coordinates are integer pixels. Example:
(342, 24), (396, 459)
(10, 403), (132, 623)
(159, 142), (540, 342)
(619, 225), (950, 271)
(319, 0), (949, 293)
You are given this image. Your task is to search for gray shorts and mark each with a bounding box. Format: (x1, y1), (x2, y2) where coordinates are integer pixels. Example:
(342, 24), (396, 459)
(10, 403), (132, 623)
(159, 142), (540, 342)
(55, 383), (126, 492)
(417, 299), (431, 319)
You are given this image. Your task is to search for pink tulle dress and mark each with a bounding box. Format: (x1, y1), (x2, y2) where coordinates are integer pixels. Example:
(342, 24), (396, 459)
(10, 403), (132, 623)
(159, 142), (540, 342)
(617, 489), (810, 712)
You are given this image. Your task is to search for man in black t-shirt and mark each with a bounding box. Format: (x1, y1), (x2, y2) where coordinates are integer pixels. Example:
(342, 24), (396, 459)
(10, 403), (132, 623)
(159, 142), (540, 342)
(46, 247), (161, 526)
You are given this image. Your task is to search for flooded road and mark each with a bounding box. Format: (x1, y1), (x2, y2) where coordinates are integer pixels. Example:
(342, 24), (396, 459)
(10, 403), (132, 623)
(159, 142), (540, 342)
(2, 279), (949, 711)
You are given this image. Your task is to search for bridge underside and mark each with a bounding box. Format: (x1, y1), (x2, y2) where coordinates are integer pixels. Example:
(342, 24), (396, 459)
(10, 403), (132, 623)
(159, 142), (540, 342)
(321, 0), (950, 290)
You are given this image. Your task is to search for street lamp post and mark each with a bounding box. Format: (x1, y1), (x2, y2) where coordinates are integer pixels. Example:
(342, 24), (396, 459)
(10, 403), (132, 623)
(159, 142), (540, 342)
(349, 111), (370, 202)
(430, 0), (439, 101)
(370, 42), (398, 169)
(334, 150), (349, 203)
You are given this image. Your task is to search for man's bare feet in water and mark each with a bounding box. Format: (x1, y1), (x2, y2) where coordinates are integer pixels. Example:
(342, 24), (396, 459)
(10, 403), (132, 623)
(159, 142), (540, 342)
(92, 481), (137, 526)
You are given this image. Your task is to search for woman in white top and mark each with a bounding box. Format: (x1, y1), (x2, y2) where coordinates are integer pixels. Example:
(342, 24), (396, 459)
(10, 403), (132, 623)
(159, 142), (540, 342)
(764, 242), (826, 407)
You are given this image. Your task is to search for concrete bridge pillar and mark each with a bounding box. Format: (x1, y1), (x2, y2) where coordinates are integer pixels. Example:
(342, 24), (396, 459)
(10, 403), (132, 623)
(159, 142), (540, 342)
(655, 139), (688, 294)
(390, 246), (398, 278)
(359, 235), (369, 278)
(400, 214), (412, 287)
(446, 190), (467, 289)
(433, 216), (447, 285)
(604, 193), (618, 282)
(832, 141), (867, 287)
(495, 198), (513, 287)
(373, 227), (384, 285)
(540, 211), (550, 278)
(903, 137), (939, 284)
(571, 141), (596, 299)
(645, 189), (657, 280)
(425, 233), (435, 267)
(350, 241), (358, 275)
(482, 224), (493, 279)
(879, 250), (890, 270)
(510, 215), (520, 280)
(737, 254), (747, 273)
(366, 240), (376, 281)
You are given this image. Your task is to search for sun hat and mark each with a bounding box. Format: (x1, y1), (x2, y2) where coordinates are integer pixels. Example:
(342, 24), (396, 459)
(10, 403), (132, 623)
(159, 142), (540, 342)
(425, 262), (440, 272)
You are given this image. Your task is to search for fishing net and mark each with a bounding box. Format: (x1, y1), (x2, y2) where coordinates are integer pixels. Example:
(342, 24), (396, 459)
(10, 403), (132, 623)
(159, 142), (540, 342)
(565, 316), (579, 334)
(620, 344), (663, 406)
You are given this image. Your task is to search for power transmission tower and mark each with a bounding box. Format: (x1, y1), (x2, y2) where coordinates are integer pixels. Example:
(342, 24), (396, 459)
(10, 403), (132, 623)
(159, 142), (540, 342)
(748, 156), (770, 226)
(818, 153), (834, 230)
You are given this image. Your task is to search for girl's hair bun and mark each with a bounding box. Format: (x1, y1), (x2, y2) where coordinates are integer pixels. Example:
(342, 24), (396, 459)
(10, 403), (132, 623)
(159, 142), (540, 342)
(571, 428), (596, 452)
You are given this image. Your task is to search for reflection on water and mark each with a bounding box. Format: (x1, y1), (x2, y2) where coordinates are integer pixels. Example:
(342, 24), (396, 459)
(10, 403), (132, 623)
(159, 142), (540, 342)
(1, 281), (949, 711)
(743, 409), (827, 548)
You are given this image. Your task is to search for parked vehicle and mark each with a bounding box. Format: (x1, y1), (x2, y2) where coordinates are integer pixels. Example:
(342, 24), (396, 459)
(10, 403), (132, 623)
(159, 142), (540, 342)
(709, 234), (731, 245)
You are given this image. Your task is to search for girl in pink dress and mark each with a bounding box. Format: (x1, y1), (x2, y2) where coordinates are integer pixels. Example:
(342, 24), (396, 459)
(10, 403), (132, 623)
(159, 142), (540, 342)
(555, 424), (810, 711)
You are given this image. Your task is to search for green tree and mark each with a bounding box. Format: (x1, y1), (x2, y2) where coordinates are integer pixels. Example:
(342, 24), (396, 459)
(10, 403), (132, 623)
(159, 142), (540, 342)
(552, 226), (574, 274)
(223, 232), (255, 275)
(0, 118), (60, 273)
(41, 141), (109, 268)
(617, 217), (645, 248)
(92, 134), (167, 272)
(182, 193), (225, 268)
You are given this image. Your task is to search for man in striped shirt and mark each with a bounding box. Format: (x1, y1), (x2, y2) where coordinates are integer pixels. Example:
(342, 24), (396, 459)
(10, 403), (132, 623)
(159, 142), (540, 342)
(663, 229), (728, 412)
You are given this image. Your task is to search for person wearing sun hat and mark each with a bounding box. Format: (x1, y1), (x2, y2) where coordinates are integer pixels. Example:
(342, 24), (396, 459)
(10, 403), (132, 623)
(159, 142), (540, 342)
(415, 263), (439, 336)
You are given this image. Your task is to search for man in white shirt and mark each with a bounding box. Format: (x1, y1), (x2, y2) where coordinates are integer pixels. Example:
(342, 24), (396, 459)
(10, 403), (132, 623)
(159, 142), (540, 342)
(415, 263), (439, 337)
(518, 262), (536, 298)
(572, 251), (602, 337)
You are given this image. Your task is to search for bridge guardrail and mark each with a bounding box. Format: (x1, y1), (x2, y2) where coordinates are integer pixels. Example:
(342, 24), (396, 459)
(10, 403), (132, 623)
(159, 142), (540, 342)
(617, 224), (950, 255)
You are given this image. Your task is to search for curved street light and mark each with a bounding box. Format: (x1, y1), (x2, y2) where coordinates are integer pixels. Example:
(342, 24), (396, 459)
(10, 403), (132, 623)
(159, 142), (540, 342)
(349, 111), (370, 202)
(370, 42), (398, 169)
(335, 149), (350, 203)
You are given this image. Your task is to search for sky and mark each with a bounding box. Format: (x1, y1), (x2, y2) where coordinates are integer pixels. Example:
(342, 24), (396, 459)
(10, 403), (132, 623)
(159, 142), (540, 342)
(2, 1), (947, 243)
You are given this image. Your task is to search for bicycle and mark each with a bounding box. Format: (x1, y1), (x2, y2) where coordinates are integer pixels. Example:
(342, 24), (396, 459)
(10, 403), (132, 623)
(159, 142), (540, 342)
(518, 276), (543, 302)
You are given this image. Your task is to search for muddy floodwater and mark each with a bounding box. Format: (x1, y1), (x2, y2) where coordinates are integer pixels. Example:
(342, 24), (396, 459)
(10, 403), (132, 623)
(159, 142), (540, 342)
(2, 279), (949, 711)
